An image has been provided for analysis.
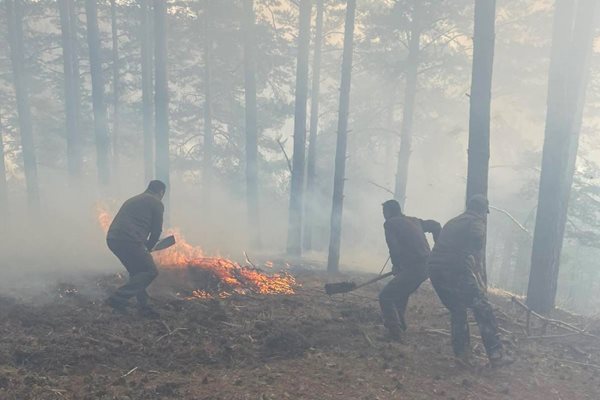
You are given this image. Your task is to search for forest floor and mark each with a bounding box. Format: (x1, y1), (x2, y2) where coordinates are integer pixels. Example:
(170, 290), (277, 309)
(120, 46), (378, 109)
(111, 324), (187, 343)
(1, 262), (600, 400)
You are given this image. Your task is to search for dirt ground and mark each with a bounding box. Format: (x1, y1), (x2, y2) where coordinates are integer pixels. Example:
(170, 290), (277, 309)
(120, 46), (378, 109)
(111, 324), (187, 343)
(1, 264), (600, 400)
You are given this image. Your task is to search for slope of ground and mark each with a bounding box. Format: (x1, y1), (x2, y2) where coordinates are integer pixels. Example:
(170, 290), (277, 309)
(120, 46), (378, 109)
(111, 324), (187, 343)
(0, 266), (600, 400)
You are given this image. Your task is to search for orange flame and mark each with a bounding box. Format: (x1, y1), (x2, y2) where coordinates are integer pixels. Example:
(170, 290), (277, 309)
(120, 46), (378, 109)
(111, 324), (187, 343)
(96, 204), (296, 298)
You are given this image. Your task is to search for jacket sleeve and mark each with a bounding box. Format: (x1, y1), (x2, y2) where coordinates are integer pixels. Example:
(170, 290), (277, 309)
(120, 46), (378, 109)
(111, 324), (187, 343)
(146, 201), (164, 250)
(384, 221), (402, 272)
(420, 219), (442, 243)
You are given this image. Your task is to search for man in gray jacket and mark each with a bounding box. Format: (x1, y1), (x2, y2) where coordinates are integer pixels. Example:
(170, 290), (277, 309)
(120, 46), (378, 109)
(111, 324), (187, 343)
(106, 180), (165, 317)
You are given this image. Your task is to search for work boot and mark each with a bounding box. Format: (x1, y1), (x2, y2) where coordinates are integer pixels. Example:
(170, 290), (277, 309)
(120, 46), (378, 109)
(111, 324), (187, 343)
(383, 326), (403, 342)
(489, 350), (514, 368)
(105, 297), (128, 315)
(138, 305), (160, 319)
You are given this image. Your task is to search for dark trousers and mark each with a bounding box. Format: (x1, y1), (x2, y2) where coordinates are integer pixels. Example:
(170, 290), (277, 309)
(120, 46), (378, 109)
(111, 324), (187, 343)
(429, 266), (502, 358)
(379, 265), (428, 333)
(107, 239), (158, 306)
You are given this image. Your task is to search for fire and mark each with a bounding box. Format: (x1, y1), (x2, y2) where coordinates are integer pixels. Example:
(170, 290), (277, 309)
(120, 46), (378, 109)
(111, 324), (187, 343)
(95, 204), (296, 298)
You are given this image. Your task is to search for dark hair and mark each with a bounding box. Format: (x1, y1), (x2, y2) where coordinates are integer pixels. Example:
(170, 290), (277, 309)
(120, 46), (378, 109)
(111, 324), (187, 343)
(146, 180), (166, 194)
(382, 199), (401, 216)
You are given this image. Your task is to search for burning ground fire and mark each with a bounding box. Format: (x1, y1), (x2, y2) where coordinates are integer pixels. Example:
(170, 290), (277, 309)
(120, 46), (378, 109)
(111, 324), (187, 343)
(96, 204), (296, 298)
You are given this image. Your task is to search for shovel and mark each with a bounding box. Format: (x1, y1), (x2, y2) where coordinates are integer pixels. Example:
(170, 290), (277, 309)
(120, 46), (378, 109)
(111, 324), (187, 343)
(152, 235), (176, 252)
(325, 271), (394, 295)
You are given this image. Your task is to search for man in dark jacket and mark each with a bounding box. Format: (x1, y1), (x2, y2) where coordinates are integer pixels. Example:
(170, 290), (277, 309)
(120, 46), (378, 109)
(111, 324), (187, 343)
(106, 180), (166, 317)
(379, 199), (441, 340)
(428, 195), (510, 367)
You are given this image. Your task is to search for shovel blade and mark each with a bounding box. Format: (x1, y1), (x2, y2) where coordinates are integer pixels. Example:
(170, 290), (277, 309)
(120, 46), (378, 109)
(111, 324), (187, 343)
(152, 235), (176, 252)
(324, 281), (357, 295)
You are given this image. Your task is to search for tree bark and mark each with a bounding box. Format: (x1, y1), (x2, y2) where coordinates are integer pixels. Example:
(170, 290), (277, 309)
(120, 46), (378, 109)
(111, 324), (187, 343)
(242, 0), (260, 248)
(0, 112), (7, 214)
(527, 0), (597, 313)
(154, 0), (170, 203)
(59, 0), (82, 182)
(140, 0), (154, 183)
(287, 0), (312, 256)
(202, 0), (213, 214)
(465, 0), (496, 285)
(85, 0), (111, 185)
(394, 0), (421, 208)
(6, 0), (40, 207)
(327, 0), (357, 273)
(303, 0), (324, 252)
(110, 0), (120, 174)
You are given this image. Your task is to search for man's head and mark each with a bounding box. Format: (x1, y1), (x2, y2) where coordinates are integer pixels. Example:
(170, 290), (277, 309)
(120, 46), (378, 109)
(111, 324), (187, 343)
(146, 180), (166, 200)
(382, 199), (402, 220)
(467, 194), (489, 216)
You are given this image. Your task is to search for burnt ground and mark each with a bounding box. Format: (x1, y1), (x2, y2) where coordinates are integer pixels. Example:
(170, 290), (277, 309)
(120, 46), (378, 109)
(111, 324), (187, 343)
(1, 266), (600, 400)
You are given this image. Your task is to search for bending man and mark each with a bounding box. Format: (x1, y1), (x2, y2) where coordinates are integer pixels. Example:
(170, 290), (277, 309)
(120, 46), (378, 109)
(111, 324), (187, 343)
(106, 180), (166, 317)
(428, 195), (510, 367)
(379, 200), (441, 340)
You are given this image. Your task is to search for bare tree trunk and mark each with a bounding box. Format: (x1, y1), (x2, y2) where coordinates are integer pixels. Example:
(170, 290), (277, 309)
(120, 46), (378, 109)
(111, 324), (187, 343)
(394, 0), (421, 208)
(287, 0), (312, 256)
(85, 0), (110, 185)
(59, 0), (82, 182)
(327, 0), (357, 273)
(110, 0), (120, 175)
(303, 0), (324, 252)
(498, 232), (516, 289)
(140, 0), (153, 182)
(202, 0), (213, 215)
(68, 0), (82, 159)
(0, 112), (7, 215)
(465, 0), (496, 285)
(154, 0), (169, 203)
(85, 0), (110, 186)
(242, 0), (260, 248)
(527, 0), (597, 313)
(6, 0), (39, 207)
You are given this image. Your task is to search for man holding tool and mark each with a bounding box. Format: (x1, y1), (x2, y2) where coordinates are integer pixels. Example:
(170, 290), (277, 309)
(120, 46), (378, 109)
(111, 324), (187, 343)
(379, 199), (441, 340)
(105, 180), (168, 317)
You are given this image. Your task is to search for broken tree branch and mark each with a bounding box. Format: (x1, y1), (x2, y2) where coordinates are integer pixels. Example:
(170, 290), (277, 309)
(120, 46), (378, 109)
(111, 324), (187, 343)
(276, 137), (292, 173)
(489, 206), (530, 235)
(367, 180), (394, 196)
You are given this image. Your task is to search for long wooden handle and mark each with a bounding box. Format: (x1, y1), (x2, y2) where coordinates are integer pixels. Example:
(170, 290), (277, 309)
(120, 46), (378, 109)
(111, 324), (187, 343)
(354, 271), (394, 290)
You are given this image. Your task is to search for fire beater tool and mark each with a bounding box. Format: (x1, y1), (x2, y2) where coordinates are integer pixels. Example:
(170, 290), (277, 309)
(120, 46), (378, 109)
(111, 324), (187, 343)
(325, 271), (394, 295)
(152, 235), (176, 252)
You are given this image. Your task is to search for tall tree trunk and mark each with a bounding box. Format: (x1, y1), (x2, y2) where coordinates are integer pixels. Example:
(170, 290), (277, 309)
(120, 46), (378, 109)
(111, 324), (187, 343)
(287, 0), (312, 256)
(68, 0), (82, 160)
(527, 0), (597, 313)
(242, 0), (260, 248)
(327, 0), (357, 273)
(393, 0), (421, 208)
(202, 0), (213, 214)
(0, 112), (7, 215)
(110, 0), (120, 174)
(465, 0), (496, 285)
(498, 232), (516, 289)
(59, 0), (82, 182)
(6, 0), (39, 207)
(154, 0), (169, 202)
(303, 0), (324, 252)
(140, 0), (154, 182)
(85, 0), (110, 185)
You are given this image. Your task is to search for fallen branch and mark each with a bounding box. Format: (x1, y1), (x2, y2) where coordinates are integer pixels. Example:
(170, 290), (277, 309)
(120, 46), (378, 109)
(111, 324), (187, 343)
(244, 251), (258, 269)
(547, 356), (600, 371)
(511, 297), (599, 339)
(521, 333), (580, 340)
(122, 366), (138, 378)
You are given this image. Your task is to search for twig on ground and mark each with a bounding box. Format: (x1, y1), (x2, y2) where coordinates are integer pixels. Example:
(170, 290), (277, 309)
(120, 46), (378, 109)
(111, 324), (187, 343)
(547, 356), (600, 370)
(156, 328), (188, 343)
(122, 366), (138, 378)
(521, 333), (580, 340)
